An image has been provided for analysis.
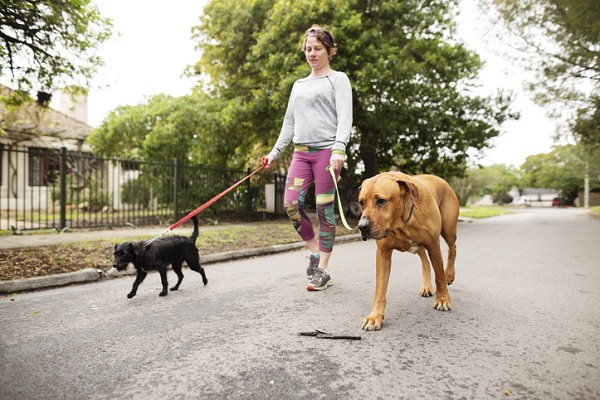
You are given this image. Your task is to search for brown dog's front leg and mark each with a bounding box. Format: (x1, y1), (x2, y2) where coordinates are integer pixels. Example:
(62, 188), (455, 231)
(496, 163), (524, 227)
(362, 248), (393, 331)
(427, 243), (451, 311)
(417, 247), (433, 297)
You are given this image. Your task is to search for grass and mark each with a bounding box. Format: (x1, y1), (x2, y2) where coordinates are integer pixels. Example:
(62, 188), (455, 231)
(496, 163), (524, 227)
(0, 219), (358, 281)
(459, 206), (512, 219)
(4, 205), (597, 282)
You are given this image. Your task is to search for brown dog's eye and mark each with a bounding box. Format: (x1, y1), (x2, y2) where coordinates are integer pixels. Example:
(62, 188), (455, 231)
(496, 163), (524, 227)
(377, 199), (387, 207)
(359, 200), (364, 208)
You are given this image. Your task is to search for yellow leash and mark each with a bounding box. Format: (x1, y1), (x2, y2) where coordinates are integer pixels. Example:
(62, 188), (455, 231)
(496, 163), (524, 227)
(327, 165), (359, 231)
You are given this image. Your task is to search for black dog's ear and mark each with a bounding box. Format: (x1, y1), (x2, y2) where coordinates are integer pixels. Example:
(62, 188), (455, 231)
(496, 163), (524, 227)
(132, 242), (146, 257)
(114, 244), (118, 251)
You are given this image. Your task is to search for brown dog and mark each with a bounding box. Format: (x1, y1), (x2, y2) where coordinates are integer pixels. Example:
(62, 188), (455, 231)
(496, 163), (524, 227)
(357, 171), (459, 330)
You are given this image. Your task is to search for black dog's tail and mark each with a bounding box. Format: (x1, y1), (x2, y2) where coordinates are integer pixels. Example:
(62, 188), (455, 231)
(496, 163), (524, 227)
(190, 215), (199, 243)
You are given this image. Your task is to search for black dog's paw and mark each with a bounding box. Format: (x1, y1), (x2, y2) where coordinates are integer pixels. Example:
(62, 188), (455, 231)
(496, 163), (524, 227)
(170, 286), (179, 291)
(203, 278), (208, 285)
(159, 291), (168, 297)
(127, 293), (135, 299)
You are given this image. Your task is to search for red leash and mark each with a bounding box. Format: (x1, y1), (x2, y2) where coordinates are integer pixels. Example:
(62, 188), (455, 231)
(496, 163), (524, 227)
(145, 161), (268, 245)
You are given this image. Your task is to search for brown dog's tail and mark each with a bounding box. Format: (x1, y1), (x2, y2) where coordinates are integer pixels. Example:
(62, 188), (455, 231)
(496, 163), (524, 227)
(190, 215), (199, 243)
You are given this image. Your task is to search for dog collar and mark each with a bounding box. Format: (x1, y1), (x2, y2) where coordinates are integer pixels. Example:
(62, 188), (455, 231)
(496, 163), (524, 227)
(405, 203), (415, 224)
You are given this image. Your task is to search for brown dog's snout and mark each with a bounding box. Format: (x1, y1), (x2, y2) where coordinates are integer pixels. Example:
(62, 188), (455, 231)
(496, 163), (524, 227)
(358, 217), (370, 241)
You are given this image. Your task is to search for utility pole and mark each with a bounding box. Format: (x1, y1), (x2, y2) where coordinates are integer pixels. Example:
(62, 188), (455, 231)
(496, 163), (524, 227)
(584, 162), (589, 208)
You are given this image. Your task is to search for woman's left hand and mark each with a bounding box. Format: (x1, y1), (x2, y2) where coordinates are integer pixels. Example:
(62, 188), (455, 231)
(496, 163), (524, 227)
(330, 153), (345, 171)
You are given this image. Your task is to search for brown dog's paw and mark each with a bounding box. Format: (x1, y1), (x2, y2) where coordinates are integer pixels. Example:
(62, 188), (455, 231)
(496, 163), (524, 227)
(445, 268), (455, 285)
(419, 284), (433, 297)
(433, 297), (451, 311)
(362, 314), (384, 331)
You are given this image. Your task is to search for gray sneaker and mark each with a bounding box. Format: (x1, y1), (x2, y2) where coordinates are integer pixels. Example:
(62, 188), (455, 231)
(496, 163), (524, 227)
(307, 254), (320, 280)
(307, 268), (333, 291)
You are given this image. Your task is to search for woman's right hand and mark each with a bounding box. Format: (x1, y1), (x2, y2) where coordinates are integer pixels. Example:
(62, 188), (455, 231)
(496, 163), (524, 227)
(262, 155), (275, 168)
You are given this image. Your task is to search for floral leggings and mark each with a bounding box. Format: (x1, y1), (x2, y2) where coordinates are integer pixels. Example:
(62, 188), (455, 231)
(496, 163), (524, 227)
(284, 146), (340, 253)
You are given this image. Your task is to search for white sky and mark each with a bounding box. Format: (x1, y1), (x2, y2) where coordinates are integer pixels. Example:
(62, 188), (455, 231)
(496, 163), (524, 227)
(67, 0), (557, 167)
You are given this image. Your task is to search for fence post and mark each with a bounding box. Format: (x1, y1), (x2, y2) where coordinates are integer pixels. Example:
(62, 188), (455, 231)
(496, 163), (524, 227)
(173, 159), (180, 222)
(273, 173), (279, 215)
(246, 167), (252, 220)
(59, 147), (67, 229)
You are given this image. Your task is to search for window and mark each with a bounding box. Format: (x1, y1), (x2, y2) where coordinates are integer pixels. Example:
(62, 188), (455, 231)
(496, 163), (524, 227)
(28, 147), (60, 186)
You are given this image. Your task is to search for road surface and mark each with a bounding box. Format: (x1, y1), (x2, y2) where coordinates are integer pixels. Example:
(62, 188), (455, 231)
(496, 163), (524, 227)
(1, 208), (599, 399)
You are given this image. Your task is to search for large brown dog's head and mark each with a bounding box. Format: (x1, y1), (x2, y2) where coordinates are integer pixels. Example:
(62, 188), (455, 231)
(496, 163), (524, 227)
(357, 172), (420, 241)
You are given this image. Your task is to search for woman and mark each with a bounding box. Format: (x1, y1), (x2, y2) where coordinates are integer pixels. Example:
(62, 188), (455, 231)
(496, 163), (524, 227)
(263, 24), (353, 291)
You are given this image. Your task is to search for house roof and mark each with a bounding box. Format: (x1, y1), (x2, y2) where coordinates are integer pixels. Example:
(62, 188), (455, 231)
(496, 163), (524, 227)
(0, 84), (92, 149)
(521, 188), (559, 196)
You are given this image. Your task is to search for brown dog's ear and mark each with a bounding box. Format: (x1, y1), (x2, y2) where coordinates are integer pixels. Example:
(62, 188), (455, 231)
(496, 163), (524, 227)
(390, 172), (420, 208)
(401, 181), (420, 208)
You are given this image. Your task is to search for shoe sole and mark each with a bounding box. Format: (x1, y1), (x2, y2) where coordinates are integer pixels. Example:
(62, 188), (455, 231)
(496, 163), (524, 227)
(306, 280), (333, 291)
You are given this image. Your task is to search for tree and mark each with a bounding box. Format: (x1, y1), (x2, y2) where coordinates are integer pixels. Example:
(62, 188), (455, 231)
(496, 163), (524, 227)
(0, 0), (112, 99)
(87, 92), (232, 165)
(573, 95), (600, 149)
(521, 144), (600, 204)
(480, 0), (600, 145)
(191, 0), (517, 180)
(450, 164), (520, 205)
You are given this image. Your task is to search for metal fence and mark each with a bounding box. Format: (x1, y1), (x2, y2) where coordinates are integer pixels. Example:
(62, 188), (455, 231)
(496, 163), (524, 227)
(0, 145), (286, 232)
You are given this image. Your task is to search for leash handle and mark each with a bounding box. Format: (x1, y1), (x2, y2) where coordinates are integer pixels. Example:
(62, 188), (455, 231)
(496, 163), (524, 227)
(327, 165), (359, 231)
(145, 165), (266, 245)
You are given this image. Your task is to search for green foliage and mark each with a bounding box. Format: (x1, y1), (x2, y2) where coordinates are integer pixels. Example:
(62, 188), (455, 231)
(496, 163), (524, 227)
(191, 0), (517, 179)
(120, 177), (152, 208)
(450, 164), (520, 206)
(482, 0), (599, 148)
(521, 144), (600, 203)
(90, 0), (517, 181)
(0, 0), (113, 96)
(573, 95), (600, 149)
(88, 92), (235, 166)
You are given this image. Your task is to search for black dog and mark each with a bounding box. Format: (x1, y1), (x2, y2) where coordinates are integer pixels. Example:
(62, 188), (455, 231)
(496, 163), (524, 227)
(112, 215), (208, 298)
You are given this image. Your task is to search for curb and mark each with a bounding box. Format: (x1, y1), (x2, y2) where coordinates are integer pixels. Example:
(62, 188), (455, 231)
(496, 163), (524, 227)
(0, 268), (99, 295)
(0, 234), (362, 295)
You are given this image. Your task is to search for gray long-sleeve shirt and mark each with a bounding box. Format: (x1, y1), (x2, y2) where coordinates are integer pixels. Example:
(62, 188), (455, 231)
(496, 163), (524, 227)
(269, 71), (353, 160)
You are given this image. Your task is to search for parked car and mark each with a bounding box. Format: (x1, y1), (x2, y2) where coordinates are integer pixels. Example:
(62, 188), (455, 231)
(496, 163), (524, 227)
(552, 197), (562, 207)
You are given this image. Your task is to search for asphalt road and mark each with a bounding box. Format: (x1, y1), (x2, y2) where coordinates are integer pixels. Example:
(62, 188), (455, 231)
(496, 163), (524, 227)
(1, 208), (599, 400)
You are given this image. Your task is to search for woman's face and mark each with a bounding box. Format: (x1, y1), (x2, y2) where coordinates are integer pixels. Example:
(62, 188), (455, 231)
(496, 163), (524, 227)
(304, 36), (330, 71)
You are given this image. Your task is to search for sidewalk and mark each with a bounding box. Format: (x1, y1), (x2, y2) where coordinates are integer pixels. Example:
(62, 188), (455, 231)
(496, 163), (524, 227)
(1, 226), (175, 250)
(0, 225), (362, 294)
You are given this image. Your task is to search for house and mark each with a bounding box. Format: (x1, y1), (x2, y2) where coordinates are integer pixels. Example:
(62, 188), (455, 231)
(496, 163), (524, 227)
(509, 187), (560, 207)
(1, 85), (91, 149)
(0, 84), (93, 222)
